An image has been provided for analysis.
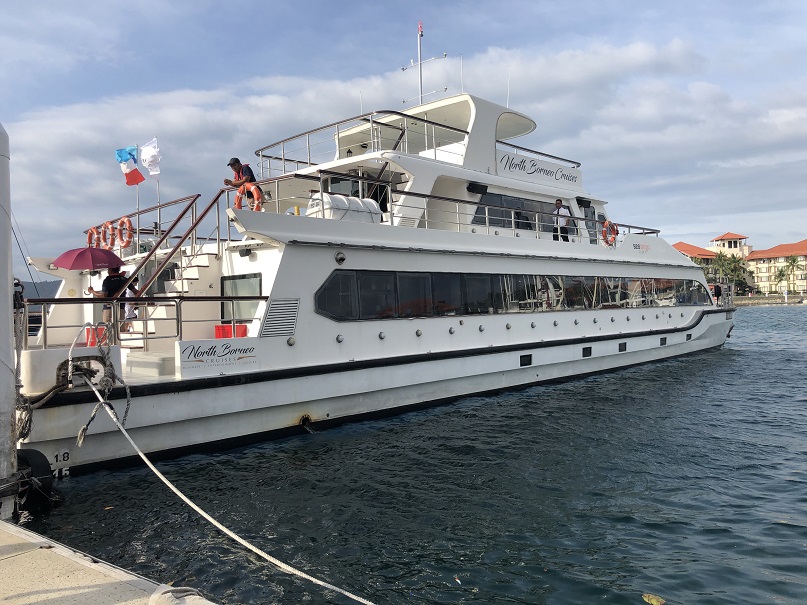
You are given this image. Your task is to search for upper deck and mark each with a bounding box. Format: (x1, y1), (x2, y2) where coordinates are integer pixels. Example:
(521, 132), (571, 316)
(254, 94), (582, 190)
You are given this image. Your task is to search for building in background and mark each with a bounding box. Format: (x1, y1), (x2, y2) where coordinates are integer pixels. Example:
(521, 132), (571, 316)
(673, 242), (717, 278)
(674, 235), (754, 294)
(745, 239), (807, 294)
(706, 232), (752, 258)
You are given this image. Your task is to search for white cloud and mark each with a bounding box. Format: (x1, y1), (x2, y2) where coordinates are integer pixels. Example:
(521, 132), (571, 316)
(4, 2), (807, 276)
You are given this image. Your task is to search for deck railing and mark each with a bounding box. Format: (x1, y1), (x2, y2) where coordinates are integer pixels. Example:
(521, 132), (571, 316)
(254, 109), (470, 179)
(219, 172), (660, 247)
(21, 295), (268, 352)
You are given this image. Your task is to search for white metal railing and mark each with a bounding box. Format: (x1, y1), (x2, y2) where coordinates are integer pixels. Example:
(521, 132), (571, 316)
(254, 110), (469, 179)
(220, 172), (660, 248)
(22, 296), (267, 352)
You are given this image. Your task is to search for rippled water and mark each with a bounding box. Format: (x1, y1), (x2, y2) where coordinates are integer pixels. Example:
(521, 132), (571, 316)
(22, 305), (807, 604)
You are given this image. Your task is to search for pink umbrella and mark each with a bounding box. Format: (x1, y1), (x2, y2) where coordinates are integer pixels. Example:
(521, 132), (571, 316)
(52, 247), (124, 271)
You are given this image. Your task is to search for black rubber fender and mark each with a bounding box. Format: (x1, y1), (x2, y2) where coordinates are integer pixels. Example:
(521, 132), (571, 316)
(17, 448), (54, 513)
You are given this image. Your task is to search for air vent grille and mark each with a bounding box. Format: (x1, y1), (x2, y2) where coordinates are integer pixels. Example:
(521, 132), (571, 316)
(261, 298), (300, 337)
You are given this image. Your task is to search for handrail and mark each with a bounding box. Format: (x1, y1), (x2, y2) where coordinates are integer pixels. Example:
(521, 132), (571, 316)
(111, 194), (203, 301)
(24, 295), (268, 350)
(136, 192), (225, 297)
(254, 109), (470, 156)
(82, 194), (201, 233)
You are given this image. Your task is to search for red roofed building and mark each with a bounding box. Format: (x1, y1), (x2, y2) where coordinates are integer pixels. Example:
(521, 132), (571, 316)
(672, 242), (716, 261)
(672, 242), (719, 280)
(745, 239), (807, 294)
(707, 232), (752, 258)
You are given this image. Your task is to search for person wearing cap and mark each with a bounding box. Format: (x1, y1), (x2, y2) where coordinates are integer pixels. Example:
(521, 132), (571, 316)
(224, 157), (262, 202)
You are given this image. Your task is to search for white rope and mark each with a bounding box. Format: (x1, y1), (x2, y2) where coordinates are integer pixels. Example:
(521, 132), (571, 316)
(78, 377), (376, 605)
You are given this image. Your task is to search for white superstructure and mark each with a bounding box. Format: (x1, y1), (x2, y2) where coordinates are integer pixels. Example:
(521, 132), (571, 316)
(13, 94), (734, 474)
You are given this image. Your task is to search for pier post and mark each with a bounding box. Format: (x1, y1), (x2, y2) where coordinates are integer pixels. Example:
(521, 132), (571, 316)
(0, 122), (16, 519)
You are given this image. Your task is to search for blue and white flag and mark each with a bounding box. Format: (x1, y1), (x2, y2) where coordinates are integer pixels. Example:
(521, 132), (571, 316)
(115, 146), (145, 186)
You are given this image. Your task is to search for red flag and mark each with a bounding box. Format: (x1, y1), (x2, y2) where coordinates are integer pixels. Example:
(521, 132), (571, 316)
(418, 21), (423, 36)
(124, 168), (145, 186)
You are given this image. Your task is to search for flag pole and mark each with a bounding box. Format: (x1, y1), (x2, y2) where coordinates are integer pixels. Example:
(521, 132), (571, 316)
(136, 145), (140, 252)
(418, 21), (423, 105)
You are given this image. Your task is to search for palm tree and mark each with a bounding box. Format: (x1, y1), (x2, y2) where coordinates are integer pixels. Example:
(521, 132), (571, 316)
(784, 255), (804, 294)
(773, 267), (788, 294)
(713, 252), (730, 281)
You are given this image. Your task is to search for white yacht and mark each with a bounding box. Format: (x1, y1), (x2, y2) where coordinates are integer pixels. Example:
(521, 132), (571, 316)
(11, 94), (733, 474)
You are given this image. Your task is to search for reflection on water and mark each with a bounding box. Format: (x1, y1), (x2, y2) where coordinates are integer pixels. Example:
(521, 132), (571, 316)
(23, 306), (807, 604)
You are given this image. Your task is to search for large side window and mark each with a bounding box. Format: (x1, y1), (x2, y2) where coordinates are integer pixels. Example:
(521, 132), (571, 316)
(596, 277), (626, 308)
(358, 272), (396, 319)
(315, 270), (358, 320)
(221, 273), (262, 322)
(464, 274), (492, 314)
(563, 276), (587, 309)
(653, 279), (677, 306)
(314, 270), (710, 321)
(433, 273), (462, 315)
(397, 273), (433, 317)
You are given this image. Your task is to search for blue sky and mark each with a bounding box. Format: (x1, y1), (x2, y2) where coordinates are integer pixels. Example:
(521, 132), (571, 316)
(3, 1), (807, 277)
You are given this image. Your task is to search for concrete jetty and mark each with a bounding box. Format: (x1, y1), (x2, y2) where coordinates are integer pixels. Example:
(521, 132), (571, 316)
(1, 520), (214, 604)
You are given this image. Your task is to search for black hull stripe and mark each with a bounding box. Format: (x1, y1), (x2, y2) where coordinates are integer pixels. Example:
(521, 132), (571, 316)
(44, 308), (731, 406)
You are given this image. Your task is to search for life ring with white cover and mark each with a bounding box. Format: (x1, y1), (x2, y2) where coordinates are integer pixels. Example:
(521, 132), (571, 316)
(87, 226), (101, 248)
(234, 183), (263, 211)
(117, 216), (133, 248)
(100, 221), (117, 250)
(602, 220), (619, 247)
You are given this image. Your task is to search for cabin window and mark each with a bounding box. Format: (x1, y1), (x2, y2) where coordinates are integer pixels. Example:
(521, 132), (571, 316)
(358, 272), (396, 319)
(597, 277), (626, 308)
(328, 176), (360, 197)
(397, 273), (433, 317)
(653, 279), (677, 306)
(464, 274), (492, 314)
(471, 193), (552, 231)
(314, 270), (712, 321)
(315, 270), (358, 320)
(221, 273), (262, 322)
(563, 277), (587, 309)
(432, 273), (462, 315)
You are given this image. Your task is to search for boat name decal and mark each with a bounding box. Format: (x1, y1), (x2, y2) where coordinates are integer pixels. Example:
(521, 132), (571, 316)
(181, 343), (257, 361)
(497, 152), (582, 189)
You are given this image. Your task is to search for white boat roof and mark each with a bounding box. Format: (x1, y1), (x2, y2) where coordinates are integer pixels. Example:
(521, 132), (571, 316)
(399, 93), (537, 141)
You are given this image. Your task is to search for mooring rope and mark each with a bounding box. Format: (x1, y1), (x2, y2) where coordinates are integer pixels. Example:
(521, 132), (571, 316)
(77, 377), (376, 605)
(72, 322), (133, 446)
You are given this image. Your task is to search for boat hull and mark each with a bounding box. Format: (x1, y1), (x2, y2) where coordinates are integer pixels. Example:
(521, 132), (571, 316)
(22, 308), (733, 474)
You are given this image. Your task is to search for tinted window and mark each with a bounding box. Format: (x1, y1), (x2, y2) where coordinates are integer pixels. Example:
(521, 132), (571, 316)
(397, 273), (433, 317)
(358, 272), (396, 319)
(315, 271), (358, 320)
(464, 274), (492, 314)
(433, 273), (462, 315)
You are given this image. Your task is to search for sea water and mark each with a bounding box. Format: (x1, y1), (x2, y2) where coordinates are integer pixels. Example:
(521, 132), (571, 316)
(22, 305), (807, 604)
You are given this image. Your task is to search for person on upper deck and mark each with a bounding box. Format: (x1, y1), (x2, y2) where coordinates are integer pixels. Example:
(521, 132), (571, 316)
(553, 199), (571, 242)
(224, 157), (263, 201)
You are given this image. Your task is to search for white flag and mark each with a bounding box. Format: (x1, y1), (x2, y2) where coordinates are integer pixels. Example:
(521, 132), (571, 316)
(140, 137), (161, 178)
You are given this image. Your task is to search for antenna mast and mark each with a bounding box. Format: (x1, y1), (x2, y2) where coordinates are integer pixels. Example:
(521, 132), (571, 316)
(401, 21), (447, 105)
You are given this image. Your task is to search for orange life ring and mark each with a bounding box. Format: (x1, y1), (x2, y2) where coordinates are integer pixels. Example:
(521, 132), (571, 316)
(602, 220), (619, 246)
(100, 221), (117, 250)
(117, 216), (133, 248)
(234, 183), (263, 211)
(87, 226), (101, 248)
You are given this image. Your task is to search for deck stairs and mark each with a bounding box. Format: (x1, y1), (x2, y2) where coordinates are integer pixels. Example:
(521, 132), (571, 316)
(161, 251), (218, 295)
